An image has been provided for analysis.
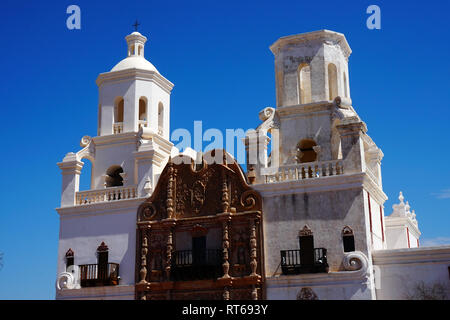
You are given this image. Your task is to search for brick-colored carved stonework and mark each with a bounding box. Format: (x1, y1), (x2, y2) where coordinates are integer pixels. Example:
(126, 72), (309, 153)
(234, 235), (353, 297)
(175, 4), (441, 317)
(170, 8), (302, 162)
(135, 151), (264, 300)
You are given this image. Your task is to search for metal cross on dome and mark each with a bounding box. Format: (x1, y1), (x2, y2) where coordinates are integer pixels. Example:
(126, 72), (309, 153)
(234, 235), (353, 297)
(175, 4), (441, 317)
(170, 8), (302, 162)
(133, 20), (140, 32)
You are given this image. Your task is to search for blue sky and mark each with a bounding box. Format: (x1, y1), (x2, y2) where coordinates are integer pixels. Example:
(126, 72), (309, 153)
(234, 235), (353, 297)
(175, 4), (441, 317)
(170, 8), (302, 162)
(0, 0), (449, 299)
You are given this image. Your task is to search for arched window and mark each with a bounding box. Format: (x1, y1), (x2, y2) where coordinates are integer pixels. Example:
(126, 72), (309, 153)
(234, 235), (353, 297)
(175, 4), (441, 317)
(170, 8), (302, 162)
(158, 102), (164, 135)
(296, 139), (317, 163)
(105, 165), (123, 187)
(65, 248), (74, 271)
(298, 64), (312, 104)
(343, 72), (348, 98)
(328, 63), (338, 100)
(115, 97), (124, 123)
(342, 226), (355, 252)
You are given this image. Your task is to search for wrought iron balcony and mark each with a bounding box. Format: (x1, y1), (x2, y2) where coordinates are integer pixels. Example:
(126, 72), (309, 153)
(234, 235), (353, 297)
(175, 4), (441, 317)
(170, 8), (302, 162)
(79, 263), (120, 287)
(280, 248), (328, 275)
(171, 249), (222, 281)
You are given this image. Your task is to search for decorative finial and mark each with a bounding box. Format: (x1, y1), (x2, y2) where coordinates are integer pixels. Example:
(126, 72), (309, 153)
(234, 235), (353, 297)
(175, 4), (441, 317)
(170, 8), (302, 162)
(133, 19), (140, 32)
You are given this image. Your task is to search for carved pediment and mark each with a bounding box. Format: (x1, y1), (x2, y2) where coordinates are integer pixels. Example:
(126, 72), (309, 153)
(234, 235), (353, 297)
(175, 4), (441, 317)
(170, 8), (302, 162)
(138, 150), (262, 222)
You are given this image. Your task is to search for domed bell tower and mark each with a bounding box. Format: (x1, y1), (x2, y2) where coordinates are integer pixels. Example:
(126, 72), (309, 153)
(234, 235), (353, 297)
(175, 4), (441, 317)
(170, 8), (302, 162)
(96, 31), (173, 139)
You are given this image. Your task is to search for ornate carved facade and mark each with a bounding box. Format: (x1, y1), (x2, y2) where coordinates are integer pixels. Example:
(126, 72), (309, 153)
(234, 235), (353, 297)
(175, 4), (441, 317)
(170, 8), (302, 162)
(135, 150), (264, 300)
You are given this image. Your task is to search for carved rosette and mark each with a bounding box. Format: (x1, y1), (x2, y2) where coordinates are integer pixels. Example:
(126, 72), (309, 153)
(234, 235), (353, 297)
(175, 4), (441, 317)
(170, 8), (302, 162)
(240, 190), (259, 211)
(297, 287), (318, 300)
(140, 203), (156, 221)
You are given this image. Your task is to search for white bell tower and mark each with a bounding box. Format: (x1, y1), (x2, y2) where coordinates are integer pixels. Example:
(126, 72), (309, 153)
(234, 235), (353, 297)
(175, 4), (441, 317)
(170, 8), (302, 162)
(55, 30), (174, 299)
(96, 31), (173, 139)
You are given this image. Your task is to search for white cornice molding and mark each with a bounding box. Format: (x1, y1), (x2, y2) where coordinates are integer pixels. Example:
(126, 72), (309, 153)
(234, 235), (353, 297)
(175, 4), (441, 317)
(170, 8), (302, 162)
(93, 132), (139, 147)
(372, 246), (450, 265)
(266, 270), (369, 288)
(384, 216), (421, 238)
(277, 101), (334, 118)
(270, 29), (352, 58)
(56, 285), (135, 300)
(96, 69), (174, 94)
(254, 172), (366, 197)
(254, 172), (387, 203)
(56, 198), (146, 218)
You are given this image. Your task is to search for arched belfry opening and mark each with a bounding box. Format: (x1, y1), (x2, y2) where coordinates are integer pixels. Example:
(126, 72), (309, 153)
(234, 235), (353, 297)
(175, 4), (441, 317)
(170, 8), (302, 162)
(105, 165), (124, 187)
(115, 98), (124, 123)
(139, 97), (148, 128)
(298, 64), (312, 104)
(328, 63), (338, 100)
(114, 97), (124, 134)
(158, 102), (164, 134)
(296, 139), (317, 163)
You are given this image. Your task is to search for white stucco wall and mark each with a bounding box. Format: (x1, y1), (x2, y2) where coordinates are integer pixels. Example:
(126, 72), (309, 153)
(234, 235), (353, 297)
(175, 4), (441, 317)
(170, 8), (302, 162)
(56, 200), (142, 290)
(373, 246), (450, 300)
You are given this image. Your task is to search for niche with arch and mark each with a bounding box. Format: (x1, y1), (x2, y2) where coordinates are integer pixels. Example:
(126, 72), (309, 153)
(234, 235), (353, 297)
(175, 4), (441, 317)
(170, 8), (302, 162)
(115, 97), (124, 123)
(328, 63), (338, 100)
(298, 64), (312, 104)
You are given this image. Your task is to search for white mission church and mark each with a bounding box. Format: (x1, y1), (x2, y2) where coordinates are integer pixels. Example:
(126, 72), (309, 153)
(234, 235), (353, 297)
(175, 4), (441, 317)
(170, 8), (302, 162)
(55, 29), (450, 300)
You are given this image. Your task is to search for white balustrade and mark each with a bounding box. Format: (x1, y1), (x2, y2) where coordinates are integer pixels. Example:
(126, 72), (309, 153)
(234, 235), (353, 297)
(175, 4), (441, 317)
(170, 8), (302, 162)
(76, 186), (138, 205)
(113, 122), (123, 134)
(264, 160), (344, 183)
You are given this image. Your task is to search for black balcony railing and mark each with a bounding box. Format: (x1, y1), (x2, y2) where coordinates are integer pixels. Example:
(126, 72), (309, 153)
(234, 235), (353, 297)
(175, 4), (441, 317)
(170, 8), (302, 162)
(79, 263), (120, 287)
(171, 249), (222, 281)
(280, 248), (328, 275)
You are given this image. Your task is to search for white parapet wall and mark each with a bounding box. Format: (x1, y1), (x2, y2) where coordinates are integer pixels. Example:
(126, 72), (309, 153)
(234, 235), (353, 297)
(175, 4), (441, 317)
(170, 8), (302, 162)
(372, 246), (450, 300)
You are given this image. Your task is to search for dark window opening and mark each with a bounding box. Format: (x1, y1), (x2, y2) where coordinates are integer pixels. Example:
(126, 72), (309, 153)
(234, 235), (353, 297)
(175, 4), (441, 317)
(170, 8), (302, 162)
(105, 165), (123, 187)
(343, 227), (355, 252)
(97, 242), (109, 281)
(192, 236), (207, 265)
(299, 229), (314, 267)
(65, 248), (74, 271)
(296, 139), (317, 163)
